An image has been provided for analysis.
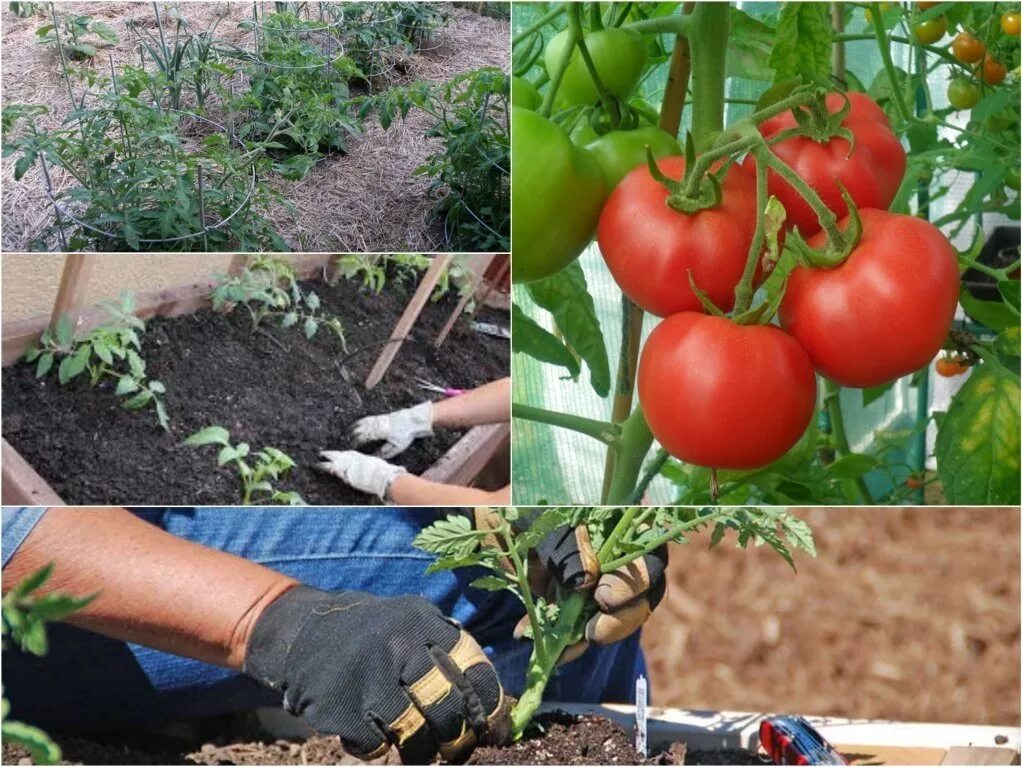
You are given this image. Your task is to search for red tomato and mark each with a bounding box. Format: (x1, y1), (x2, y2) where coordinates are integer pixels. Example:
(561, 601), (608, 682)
(743, 92), (906, 236)
(597, 156), (760, 317)
(638, 313), (817, 470)
(779, 209), (960, 388)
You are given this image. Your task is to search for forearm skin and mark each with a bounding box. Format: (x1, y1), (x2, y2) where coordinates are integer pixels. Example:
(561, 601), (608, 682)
(431, 377), (510, 430)
(388, 476), (511, 505)
(1, 508), (298, 669)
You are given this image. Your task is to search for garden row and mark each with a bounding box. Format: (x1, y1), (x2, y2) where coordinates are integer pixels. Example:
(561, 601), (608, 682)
(2, 2), (509, 252)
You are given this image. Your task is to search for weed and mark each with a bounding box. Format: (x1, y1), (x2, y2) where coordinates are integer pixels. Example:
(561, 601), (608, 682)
(211, 256), (346, 345)
(183, 426), (304, 505)
(36, 10), (118, 61)
(24, 294), (169, 430)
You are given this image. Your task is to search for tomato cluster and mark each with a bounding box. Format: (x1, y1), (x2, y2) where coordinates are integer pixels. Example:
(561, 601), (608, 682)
(927, 9), (1019, 111)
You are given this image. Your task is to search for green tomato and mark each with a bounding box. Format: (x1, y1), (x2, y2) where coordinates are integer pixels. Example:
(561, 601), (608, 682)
(570, 119), (600, 147)
(947, 78), (981, 110)
(511, 76), (541, 110)
(511, 107), (606, 283)
(586, 126), (681, 190)
(544, 27), (648, 106)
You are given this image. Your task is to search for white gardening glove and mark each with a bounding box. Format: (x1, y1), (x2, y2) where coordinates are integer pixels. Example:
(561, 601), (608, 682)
(350, 401), (433, 459)
(315, 451), (408, 501)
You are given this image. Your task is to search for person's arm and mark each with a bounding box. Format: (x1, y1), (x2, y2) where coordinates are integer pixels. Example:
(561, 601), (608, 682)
(431, 377), (510, 429)
(388, 476), (511, 505)
(1, 507), (297, 669)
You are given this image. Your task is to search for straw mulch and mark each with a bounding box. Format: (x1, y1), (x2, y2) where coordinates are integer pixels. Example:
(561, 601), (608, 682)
(643, 507), (1020, 727)
(0, 2), (509, 252)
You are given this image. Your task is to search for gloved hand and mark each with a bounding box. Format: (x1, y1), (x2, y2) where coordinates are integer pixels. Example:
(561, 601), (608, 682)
(315, 450), (406, 501)
(351, 401), (433, 459)
(245, 586), (511, 764)
(518, 525), (668, 662)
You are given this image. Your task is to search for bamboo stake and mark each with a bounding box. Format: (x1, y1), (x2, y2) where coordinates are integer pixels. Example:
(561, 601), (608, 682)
(365, 255), (454, 389)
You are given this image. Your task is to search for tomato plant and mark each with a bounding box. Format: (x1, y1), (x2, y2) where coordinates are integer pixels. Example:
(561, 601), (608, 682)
(511, 2), (1020, 508)
(415, 508), (814, 736)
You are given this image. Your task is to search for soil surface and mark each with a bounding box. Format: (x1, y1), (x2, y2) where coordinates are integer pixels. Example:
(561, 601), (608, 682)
(2, 275), (508, 505)
(0, 713), (766, 766)
(643, 507), (1021, 727)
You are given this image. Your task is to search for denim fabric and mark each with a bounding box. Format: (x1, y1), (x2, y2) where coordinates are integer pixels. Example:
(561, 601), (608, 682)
(1, 508), (645, 732)
(1, 507), (45, 566)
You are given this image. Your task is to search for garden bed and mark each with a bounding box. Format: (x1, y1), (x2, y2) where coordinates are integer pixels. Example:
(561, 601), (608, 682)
(0, 2), (510, 252)
(1, 267), (509, 505)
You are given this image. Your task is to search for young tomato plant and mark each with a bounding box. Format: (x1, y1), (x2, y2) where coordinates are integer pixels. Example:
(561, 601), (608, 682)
(414, 507), (814, 736)
(36, 10), (119, 60)
(24, 294), (169, 430)
(212, 256), (345, 346)
(2, 563), (95, 765)
(332, 254), (474, 302)
(360, 67), (510, 251)
(183, 426), (303, 505)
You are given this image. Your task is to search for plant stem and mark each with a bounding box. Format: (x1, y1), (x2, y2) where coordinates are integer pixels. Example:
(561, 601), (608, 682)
(604, 407), (655, 504)
(621, 13), (689, 37)
(687, 3), (729, 151)
(867, 3), (912, 124)
(732, 154), (768, 315)
(601, 508), (727, 571)
(568, 4), (619, 127)
(500, 523), (548, 660)
(629, 448), (670, 504)
(539, 11), (578, 118)
(823, 380), (876, 505)
(597, 508), (640, 560)
(511, 4), (566, 45)
(512, 402), (621, 445)
(758, 144), (845, 248)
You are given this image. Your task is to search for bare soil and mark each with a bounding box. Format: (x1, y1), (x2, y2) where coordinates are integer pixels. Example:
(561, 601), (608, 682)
(643, 507), (1021, 727)
(0, 2), (510, 252)
(1, 274), (509, 504)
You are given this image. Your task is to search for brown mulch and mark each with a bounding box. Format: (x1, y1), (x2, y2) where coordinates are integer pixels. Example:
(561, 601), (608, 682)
(0, 2), (510, 252)
(642, 507), (1021, 727)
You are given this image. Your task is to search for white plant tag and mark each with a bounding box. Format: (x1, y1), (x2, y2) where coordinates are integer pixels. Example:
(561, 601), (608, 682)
(635, 674), (648, 757)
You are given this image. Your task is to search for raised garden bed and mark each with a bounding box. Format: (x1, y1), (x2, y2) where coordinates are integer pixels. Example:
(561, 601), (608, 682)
(1, 257), (509, 505)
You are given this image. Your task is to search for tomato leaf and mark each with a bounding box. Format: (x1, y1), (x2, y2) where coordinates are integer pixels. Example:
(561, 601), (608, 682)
(511, 303), (581, 382)
(525, 262), (610, 397)
(827, 453), (878, 479)
(935, 364), (1021, 504)
(959, 283), (1018, 332)
(768, 3), (832, 86)
(727, 8), (775, 82)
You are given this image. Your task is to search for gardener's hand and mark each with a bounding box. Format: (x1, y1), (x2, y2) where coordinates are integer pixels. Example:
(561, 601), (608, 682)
(351, 401), (433, 459)
(315, 450), (406, 501)
(245, 586), (512, 764)
(518, 525), (668, 660)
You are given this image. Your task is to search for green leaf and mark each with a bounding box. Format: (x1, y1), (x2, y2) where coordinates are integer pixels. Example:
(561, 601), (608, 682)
(727, 8), (775, 81)
(67, 42), (98, 57)
(148, 380), (166, 394)
(35, 352), (54, 379)
(469, 576), (510, 592)
(11, 563), (54, 597)
(183, 425), (231, 447)
(121, 389), (153, 410)
(304, 318), (318, 339)
(861, 382), (893, 407)
(155, 399), (169, 431)
(114, 376), (139, 396)
(57, 346), (89, 384)
(525, 262), (610, 397)
(126, 349), (145, 378)
(510, 303), (580, 381)
(768, 3), (832, 85)
(412, 513), (488, 558)
(959, 284), (1018, 332)
(998, 280), (1020, 316)
(827, 453), (878, 479)
(2, 719), (62, 765)
(935, 364), (1021, 504)
(89, 19), (119, 43)
(281, 311), (298, 328)
(92, 338), (113, 365)
(218, 445), (240, 466)
(54, 315), (73, 348)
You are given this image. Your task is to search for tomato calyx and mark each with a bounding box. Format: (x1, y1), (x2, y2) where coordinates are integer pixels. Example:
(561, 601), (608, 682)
(645, 138), (724, 214)
(777, 91), (857, 157)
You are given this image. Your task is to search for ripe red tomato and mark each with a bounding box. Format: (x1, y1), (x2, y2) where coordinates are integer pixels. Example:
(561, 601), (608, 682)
(743, 92), (906, 237)
(638, 313), (817, 470)
(597, 156), (760, 317)
(951, 32), (986, 63)
(779, 209), (960, 388)
(980, 55), (1008, 85)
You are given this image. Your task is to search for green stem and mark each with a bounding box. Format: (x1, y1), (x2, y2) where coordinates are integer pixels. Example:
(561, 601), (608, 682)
(629, 448), (669, 504)
(569, 4), (619, 126)
(732, 152), (768, 314)
(867, 3), (912, 124)
(601, 508), (727, 571)
(687, 3), (729, 151)
(604, 407), (655, 504)
(511, 4), (566, 45)
(597, 508), (640, 560)
(538, 12), (578, 118)
(824, 380), (876, 505)
(621, 13), (689, 37)
(512, 402), (621, 445)
(500, 523), (548, 661)
(757, 144), (845, 249)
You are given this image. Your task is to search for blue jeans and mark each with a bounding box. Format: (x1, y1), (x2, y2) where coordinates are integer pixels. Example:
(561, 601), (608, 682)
(2, 508), (645, 733)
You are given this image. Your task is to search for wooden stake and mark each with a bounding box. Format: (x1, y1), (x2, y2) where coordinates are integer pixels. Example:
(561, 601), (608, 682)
(365, 255), (454, 389)
(50, 254), (95, 332)
(435, 254), (497, 348)
(464, 255), (509, 326)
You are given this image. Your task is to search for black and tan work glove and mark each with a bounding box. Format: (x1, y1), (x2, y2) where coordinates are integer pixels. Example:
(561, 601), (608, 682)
(244, 586), (511, 764)
(522, 525), (668, 662)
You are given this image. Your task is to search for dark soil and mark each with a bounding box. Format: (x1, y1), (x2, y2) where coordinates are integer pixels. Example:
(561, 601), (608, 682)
(1, 276), (508, 505)
(0, 713), (766, 766)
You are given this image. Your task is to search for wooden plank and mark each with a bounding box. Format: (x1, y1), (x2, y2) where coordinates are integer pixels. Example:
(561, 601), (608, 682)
(421, 423), (509, 487)
(435, 255), (495, 348)
(49, 254), (95, 331)
(2, 439), (64, 505)
(365, 254), (454, 389)
(2, 256), (334, 366)
(941, 747), (1020, 765)
(464, 255), (509, 327)
(844, 745), (947, 765)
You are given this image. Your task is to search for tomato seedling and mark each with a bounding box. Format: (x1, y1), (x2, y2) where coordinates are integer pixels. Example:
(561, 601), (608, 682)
(183, 426), (304, 505)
